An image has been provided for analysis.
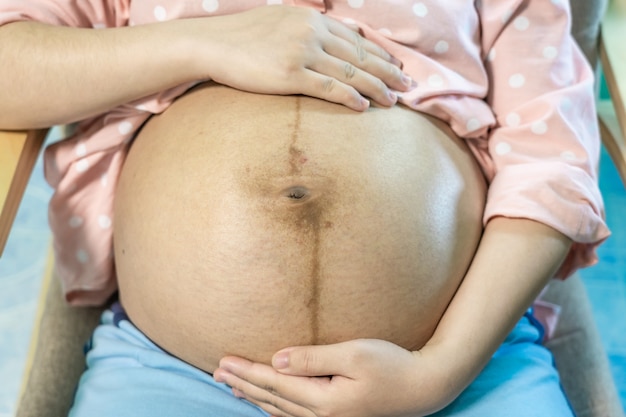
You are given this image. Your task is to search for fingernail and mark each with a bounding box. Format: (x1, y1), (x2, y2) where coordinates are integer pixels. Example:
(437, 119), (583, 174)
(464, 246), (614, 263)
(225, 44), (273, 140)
(388, 91), (398, 103)
(390, 55), (403, 68)
(213, 369), (226, 383)
(273, 352), (290, 369)
(401, 74), (413, 88)
(359, 97), (370, 110)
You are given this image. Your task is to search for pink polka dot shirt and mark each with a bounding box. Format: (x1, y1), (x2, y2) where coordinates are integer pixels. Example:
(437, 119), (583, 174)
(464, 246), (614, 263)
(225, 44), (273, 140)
(0, 0), (610, 306)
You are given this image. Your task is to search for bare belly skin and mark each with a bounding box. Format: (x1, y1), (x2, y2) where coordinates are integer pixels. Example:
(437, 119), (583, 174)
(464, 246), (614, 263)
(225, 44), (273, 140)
(113, 83), (486, 373)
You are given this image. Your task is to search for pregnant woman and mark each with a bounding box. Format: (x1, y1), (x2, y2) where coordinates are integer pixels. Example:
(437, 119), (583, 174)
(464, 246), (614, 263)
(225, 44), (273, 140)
(67, 83), (544, 416)
(1, 3), (599, 414)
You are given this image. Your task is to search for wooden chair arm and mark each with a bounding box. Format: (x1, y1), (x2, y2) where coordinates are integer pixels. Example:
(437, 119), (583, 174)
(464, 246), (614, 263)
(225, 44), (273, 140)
(0, 129), (48, 256)
(16, 250), (104, 417)
(599, 0), (626, 186)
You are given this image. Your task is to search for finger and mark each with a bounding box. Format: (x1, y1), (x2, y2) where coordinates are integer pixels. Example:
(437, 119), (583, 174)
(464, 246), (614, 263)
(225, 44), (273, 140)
(234, 380), (310, 417)
(326, 18), (402, 68)
(307, 55), (398, 106)
(324, 20), (414, 93)
(322, 36), (412, 94)
(215, 364), (320, 417)
(295, 69), (370, 112)
(272, 342), (360, 377)
(233, 380), (308, 417)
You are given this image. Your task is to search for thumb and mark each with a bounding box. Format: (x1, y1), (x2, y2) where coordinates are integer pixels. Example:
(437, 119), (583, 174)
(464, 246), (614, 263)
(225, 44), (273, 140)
(272, 342), (355, 377)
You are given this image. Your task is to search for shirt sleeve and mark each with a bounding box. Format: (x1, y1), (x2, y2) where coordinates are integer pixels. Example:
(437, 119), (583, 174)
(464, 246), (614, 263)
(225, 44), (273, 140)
(0, 0), (129, 28)
(474, 0), (610, 278)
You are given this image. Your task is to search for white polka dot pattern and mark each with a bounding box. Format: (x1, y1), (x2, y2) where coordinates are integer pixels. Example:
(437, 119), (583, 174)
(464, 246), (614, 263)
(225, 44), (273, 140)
(98, 215), (112, 229)
(75, 159), (90, 173)
(76, 249), (89, 264)
(513, 16), (530, 31)
(561, 151), (577, 161)
(75, 144), (87, 157)
(495, 142), (512, 155)
(412, 3), (428, 17)
(543, 46), (558, 59)
(508, 73), (525, 88)
(118, 121), (133, 135)
(501, 9), (513, 24)
(348, 0), (364, 8)
(427, 74), (444, 88)
(434, 40), (449, 54)
(202, 0), (219, 12)
(531, 121), (548, 135)
(153, 5), (167, 21)
(506, 113), (521, 127)
(466, 118), (481, 132)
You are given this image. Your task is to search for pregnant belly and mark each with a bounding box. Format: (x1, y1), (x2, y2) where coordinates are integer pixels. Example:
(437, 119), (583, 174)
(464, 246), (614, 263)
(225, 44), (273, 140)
(113, 83), (486, 373)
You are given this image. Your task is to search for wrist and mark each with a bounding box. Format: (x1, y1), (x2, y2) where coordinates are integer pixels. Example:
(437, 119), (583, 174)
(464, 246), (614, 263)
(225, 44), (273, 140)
(134, 20), (206, 84)
(420, 339), (479, 394)
(162, 16), (233, 84)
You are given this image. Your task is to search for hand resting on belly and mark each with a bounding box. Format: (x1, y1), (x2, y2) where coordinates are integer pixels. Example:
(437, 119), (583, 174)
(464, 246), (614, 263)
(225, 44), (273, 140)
(113, 83), (486, 373)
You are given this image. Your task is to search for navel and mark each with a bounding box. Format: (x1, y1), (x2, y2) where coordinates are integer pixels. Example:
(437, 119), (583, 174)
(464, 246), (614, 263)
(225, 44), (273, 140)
(282, 185), (311, 202)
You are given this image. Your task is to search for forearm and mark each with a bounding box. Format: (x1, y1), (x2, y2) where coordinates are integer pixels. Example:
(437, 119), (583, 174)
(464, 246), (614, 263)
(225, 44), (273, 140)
(0, 6), (408, 130)
(423, 217), (572, 395)
(0, 20), (202, 129)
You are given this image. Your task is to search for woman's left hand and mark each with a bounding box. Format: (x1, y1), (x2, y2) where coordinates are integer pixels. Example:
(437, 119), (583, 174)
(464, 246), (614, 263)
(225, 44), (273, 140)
(214, 339), (455, 417)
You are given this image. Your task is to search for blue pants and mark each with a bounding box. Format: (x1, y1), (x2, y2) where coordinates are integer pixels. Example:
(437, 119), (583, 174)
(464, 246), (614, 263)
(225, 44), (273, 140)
(69, 305), (575, 417)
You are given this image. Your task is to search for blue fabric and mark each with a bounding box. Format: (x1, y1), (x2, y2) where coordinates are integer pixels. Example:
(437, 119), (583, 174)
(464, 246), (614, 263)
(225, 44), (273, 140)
(430, 311), (575, 417)
(69, 306), (574, 417)
(69, 307), (267, 417)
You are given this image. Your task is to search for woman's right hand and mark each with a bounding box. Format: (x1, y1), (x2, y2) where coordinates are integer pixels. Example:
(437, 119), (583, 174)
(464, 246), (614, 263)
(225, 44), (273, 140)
(177, 5), (412, 111)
